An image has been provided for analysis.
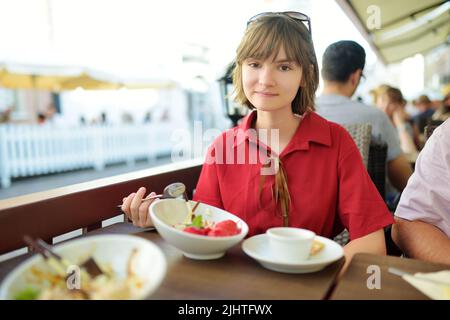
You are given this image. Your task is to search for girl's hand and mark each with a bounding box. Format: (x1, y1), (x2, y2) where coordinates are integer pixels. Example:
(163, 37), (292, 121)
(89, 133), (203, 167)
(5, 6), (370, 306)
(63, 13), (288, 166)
(121, 187), (156, 228)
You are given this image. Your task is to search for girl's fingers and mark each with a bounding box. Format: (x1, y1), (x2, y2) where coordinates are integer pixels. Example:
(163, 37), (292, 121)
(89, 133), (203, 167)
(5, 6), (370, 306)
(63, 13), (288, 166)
(121, 192), (136, 220)
(130, 187), (146, 226)
(138, 192), (156, 227)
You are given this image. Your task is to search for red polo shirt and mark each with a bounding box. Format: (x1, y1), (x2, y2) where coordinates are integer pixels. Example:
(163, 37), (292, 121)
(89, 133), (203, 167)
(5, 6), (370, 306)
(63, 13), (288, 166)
(193, 111), (394, 239)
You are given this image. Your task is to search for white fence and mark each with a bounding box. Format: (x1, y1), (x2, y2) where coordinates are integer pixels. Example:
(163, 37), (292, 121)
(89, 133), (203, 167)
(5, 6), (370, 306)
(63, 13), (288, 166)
(0, 123), (178, 188)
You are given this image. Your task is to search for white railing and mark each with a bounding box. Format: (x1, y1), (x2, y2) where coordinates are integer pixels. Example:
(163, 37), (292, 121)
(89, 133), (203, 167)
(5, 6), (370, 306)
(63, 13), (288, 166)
(0, 123), (179, 188)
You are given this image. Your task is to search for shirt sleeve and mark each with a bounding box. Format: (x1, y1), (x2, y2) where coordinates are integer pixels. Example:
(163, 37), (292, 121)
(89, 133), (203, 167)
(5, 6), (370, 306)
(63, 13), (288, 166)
(395, 122), (450, 236)
(337, 128), (395, 240)
(192, 143), (224, 209)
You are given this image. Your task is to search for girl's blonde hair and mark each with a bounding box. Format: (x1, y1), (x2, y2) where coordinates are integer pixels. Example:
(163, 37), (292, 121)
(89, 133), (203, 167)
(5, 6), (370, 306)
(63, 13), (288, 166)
(384, 87), (406, 105)
(232, 14), (319, 115)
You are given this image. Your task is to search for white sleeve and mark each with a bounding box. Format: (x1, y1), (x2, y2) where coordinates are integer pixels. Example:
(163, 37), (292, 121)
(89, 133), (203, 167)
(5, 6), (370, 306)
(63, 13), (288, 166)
(394, 121), (450, 236)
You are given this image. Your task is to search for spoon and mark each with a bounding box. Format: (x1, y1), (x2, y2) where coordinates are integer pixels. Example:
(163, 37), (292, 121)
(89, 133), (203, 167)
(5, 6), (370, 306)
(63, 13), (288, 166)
(117, 182), (186, 208)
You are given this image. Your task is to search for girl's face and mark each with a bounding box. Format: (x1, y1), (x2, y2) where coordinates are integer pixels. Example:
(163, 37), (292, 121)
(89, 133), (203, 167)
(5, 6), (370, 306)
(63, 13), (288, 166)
(242, 46), (302, 113)
(376, 94), (397, 117)
(376, 94), (389, 113)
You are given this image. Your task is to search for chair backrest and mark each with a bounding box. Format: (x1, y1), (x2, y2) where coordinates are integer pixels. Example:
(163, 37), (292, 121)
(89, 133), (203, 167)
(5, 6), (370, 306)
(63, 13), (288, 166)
(424, 120), (444, 141)
(333, 124), (371, 247)
(341, 123), (372, 168)
(367, 139), (388, 200)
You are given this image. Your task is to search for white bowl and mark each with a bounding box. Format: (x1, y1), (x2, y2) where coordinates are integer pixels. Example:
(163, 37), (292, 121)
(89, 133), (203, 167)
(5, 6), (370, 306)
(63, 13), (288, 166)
(0, 234), (166, 300)
(149, 199), (249, 260)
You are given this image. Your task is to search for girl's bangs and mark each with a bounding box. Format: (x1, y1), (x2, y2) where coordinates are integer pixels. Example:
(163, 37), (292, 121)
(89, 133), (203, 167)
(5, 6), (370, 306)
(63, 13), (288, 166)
(238, 23), (300, 64)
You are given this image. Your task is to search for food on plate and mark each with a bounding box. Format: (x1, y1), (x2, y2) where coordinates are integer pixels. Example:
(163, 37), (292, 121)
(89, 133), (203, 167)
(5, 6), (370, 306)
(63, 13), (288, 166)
(182, 218), (241, 237)
(13, 249), (144, 300)
(310, 240), (325, 256)
(173, 202), (241, 237)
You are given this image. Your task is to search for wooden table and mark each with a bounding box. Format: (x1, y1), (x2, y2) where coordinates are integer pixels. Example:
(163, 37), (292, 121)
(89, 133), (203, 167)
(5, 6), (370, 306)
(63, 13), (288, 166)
(0, 223), (344, 300)
(2, 225), (449, 300)
(331, 253), (450, 300)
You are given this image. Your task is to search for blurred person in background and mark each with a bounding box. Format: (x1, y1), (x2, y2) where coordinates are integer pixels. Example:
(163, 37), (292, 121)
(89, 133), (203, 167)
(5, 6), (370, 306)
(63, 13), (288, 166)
(376, 86), (418, 159)
(432, 92), (450, 122)
(316, 40), (412, 192)
(37, 113), (46, 124)
(100, 112), (109, 125)
(44, 103), (57, 121)
(411, 94), (435, 144)
(0, 107), (12, 123)
(121, 112), (134, 124)
(369, 84), (390, 106)
(79, 116), (87, 126)
(44, 103), (66, 127)
(143, 110), (153, 123)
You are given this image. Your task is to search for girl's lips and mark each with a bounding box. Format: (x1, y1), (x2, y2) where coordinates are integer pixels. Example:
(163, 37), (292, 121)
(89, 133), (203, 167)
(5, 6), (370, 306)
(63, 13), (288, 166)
(255, 91), (278, 97)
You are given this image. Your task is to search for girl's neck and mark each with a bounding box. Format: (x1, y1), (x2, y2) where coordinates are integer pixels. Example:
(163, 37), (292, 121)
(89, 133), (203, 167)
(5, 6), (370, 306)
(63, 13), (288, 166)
(253, 107), (303, 155)
(254, 107), (299, 130)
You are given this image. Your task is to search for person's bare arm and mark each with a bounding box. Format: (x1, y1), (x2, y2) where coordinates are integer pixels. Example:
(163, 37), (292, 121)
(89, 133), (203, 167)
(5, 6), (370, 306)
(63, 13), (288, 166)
(397, 127), (419, 157)
(393, 109), (419, 157)
(391, 217), (450, 265)
(341, 229), (386, 275)
(387, 155), (413, 191)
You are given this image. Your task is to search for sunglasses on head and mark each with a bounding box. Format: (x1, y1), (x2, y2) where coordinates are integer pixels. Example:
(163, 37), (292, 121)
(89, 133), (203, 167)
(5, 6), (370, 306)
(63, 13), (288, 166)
(247, 11), (312, 34)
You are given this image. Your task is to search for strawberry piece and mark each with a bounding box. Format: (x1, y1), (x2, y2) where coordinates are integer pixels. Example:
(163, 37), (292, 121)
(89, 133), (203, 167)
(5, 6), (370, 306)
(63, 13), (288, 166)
(207, 228), (229, 237)
(183, 226), (208, 236)
(203, 227), (212, 234)
(208, 220), (240, 237)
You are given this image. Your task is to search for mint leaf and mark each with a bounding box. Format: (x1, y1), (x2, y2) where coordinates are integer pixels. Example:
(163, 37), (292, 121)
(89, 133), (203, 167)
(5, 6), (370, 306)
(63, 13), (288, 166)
(191, 215), (203, 228)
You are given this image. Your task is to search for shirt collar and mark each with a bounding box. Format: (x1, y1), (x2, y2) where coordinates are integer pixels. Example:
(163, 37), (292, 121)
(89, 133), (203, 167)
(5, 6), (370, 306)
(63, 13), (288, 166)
(233, 110), (332, 153)
(316, 93), (352, 105)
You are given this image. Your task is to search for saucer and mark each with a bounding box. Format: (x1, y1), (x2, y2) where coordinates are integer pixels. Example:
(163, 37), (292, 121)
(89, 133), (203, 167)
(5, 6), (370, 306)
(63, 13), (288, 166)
(242, 234), (344, 274)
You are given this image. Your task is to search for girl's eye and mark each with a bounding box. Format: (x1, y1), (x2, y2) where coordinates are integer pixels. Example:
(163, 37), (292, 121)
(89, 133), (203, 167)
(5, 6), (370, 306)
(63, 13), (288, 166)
(248, 62), (260, 68)
(279, 65), (292, 71)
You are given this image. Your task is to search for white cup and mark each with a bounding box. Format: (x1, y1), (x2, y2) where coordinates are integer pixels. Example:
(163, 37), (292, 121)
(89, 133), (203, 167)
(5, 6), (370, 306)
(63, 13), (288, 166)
(267, 227), (316, 262)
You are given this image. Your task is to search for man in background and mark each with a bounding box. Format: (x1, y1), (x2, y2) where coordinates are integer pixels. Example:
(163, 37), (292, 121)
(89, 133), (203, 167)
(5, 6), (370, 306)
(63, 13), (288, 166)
(316, 40), (412, 192)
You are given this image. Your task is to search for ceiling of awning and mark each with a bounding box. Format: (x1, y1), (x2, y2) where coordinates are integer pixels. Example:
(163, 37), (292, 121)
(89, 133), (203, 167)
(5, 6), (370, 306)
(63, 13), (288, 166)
(335, 0), (450, 64)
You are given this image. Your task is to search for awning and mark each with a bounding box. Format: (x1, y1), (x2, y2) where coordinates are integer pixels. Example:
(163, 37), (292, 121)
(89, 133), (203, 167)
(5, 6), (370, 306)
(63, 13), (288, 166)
(335, 0), (450, 64)
(0, 64), (176, 91)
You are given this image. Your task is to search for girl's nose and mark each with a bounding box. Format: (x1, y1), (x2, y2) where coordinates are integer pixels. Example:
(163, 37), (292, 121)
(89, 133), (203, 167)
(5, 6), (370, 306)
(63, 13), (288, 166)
(258, 67), (276, 86)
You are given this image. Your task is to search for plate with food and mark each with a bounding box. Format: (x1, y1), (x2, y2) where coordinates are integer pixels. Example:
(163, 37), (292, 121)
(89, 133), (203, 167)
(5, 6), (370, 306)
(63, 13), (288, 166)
(149, 199), (248, 260)
(242, 234), (344, 274)
(0, 234), (166, 300)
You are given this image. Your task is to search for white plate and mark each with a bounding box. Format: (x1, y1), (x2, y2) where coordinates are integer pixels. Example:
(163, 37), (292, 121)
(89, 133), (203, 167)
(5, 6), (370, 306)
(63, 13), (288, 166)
(242, 234), (344, 274)
(0, 235), (167, 300)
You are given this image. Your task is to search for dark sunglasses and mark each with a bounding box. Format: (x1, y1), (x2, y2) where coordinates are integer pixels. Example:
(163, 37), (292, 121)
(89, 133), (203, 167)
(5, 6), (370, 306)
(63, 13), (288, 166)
(247, 11), (312, 34)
